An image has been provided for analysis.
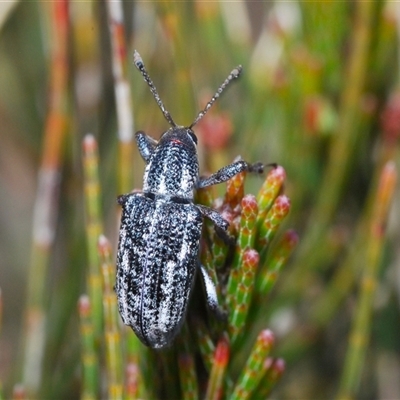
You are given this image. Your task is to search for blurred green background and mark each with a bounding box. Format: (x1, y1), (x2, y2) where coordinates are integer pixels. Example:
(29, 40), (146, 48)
(0, 1), (399, 399)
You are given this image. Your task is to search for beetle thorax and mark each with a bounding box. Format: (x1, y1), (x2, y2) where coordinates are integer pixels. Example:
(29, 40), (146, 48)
(143, 128), (199, 199)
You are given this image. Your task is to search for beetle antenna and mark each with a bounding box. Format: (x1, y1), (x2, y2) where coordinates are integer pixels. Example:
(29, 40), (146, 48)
(189, 65), (242, 129)
(134, 50), (177, 127)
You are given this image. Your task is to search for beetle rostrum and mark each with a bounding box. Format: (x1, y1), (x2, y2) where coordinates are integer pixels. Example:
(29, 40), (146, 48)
(116, 50), (266, 349)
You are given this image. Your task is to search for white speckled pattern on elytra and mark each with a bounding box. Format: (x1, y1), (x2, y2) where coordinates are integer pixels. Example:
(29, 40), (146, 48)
(116, 192), (202, 348)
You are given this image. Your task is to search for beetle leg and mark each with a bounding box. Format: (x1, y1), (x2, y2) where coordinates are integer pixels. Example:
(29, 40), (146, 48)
(199, 263), (227, 320)
(197, 205), (235, 246)
(197, 160), (269, 189)
(135, 131), (158, 163)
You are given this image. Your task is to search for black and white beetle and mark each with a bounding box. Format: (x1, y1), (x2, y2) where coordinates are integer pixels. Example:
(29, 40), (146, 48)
(116, 51), (265, 349)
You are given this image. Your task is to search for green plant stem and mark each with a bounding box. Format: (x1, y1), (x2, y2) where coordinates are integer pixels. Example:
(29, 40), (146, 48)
(205, 337), (230, 400)
(337, 161), (397, 399)
(22, 0), (69, 393)
(229, 330), (275, 400)
(98, 236), (123, 400)
(226, 196), (258, 314)
(284, 0), (375, 295)
(78, 296), (98, 400)
(257, 195), (291, 264)
(228, 249), (259, 346)
(253, 358), (285, 399)
(256, 229), (299, 296)
(82, 134), (104, 339)
(194, 319), (215, 372)
(256, 166), (286, 229)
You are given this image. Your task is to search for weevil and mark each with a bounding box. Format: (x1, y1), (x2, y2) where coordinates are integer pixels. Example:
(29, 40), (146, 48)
(116, 51), (265, 349)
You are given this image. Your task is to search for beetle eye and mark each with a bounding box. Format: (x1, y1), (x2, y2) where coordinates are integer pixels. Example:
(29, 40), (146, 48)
(187, 131), (198, 145)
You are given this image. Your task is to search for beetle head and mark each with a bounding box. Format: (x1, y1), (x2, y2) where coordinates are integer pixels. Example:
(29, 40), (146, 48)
(159, 126), (198, 151)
